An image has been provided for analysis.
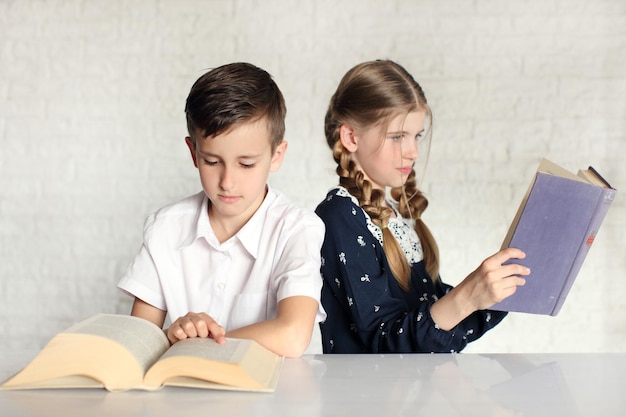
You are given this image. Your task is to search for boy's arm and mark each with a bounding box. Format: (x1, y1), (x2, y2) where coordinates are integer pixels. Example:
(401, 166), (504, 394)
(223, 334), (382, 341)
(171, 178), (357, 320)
(225, 295), (319, 358)
(130, 297), (167, 328)
(132, 298), (227, 345)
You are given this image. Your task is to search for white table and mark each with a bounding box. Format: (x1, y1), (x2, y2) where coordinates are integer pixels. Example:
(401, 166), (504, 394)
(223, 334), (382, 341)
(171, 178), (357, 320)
(1, 351), (625, 416)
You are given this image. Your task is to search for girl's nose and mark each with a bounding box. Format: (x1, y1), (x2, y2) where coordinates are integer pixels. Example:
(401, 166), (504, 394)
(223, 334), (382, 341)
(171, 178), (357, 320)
(403, 138), (419, 160)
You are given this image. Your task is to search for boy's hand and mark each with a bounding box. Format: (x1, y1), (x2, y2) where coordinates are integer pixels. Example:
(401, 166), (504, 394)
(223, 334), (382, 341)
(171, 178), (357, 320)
(166, 312), (227, 345)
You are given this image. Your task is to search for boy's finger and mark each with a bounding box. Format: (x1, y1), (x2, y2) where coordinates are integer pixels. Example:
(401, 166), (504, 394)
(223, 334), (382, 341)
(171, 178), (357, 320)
(190, 317), (210, 338)
(207, 322), (227, 344)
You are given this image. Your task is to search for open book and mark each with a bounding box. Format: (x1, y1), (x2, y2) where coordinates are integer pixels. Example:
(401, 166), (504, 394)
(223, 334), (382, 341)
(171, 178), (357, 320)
(1, 314), (283, 392)
(491, 159), (616, 316)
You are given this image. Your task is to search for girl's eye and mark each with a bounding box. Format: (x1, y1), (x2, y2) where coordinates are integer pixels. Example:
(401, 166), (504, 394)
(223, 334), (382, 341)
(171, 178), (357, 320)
(390, 135), (403, 142)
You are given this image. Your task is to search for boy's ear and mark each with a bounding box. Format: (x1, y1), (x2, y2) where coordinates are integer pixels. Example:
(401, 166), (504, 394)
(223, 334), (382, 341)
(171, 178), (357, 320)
(185, 137), (199, 168)
(339, 124), (358, 152)
(269, 141), (288, 172)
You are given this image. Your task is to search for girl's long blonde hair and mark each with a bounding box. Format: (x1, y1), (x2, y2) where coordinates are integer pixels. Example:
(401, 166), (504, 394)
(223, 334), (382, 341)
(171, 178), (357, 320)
(324, 60), (439, 291)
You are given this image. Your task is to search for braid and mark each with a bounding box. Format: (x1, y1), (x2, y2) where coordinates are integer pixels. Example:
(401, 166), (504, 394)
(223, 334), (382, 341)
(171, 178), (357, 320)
(391, 172), (440, 281)
(324, 59), (440, 290)
(333, 141), (412, 290)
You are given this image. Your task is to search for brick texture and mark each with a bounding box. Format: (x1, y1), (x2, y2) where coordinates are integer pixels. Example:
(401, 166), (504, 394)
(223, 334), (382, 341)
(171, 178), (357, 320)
(1, 0), (624, 353)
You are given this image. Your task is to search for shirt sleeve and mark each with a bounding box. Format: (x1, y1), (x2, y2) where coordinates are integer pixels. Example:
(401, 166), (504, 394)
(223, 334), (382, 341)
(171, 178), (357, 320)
(117, 213), (167, 311)
(317, 193), (506, 353)
(269, 207), (327, 323)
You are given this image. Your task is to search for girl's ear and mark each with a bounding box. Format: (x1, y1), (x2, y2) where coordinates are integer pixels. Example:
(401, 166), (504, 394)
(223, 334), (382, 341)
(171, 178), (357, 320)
(339, 124), (358, 152)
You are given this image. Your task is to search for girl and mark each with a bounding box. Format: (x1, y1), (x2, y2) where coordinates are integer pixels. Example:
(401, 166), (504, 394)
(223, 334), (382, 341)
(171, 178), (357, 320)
(316, 60), (529, 353)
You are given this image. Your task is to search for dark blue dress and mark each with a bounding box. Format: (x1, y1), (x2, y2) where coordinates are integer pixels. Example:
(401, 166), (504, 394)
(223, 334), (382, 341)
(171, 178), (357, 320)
(315, 187), (507, 354)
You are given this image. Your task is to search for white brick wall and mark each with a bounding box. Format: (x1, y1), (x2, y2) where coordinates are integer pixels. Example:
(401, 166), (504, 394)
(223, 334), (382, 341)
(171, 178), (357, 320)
(1, 0), (624, 354)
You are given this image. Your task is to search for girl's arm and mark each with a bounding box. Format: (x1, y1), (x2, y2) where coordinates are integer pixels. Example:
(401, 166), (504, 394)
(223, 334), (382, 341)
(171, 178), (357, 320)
(429, 248), (528, 331)
(317, 194), (525, 353)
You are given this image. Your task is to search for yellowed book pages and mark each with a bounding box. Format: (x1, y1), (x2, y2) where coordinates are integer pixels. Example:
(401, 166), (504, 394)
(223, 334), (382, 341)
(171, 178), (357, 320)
(1, 314), (283, 392)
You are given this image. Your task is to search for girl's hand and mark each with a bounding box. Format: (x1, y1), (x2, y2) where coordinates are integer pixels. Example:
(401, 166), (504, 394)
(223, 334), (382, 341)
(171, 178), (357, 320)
(166, 312), (227, 345)
(459, 247), (529, 311)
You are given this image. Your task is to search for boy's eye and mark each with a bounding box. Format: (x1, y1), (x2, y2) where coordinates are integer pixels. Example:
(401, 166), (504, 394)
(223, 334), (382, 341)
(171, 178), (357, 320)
(240, 162), (255, 169)
(203, 159), (219, 166)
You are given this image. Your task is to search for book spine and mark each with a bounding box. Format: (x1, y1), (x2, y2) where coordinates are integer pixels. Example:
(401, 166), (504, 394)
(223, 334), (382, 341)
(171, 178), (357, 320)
(550, 187), (617, 315)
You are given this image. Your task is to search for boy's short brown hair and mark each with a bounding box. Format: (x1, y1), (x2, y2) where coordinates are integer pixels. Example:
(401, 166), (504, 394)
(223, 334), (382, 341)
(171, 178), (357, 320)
(185, 62), (286, 152)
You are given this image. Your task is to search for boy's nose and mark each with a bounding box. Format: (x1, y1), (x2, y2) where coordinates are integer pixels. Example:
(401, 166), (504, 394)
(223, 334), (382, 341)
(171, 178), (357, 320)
(219, 167), (235, 191)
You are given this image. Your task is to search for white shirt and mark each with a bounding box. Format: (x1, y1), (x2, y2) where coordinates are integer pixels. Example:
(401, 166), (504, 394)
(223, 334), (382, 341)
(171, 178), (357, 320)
(118, 186), (327, 330)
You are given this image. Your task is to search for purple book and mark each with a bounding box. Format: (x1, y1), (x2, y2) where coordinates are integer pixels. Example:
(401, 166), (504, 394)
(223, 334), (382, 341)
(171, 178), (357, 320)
(491, 159), (616, 315)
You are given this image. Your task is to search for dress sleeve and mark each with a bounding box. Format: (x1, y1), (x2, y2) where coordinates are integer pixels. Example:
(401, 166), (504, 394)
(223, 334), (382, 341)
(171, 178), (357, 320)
(431, 281), (508, 348)
(318, 194), (506, 353)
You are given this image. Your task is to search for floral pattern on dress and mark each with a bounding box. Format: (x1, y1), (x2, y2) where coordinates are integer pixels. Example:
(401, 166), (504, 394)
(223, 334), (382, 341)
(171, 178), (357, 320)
(335, 187), (423, 264)
(316, 187), (507, 354)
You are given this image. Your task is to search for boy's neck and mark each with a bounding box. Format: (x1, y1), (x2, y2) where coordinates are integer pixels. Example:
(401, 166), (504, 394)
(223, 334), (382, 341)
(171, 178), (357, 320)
(207, 187), (269, 243)
(210, 221), (239, 244)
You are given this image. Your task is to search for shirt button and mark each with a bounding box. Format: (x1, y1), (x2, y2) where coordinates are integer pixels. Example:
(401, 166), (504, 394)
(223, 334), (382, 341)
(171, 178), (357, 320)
(217, 282), (225, 290)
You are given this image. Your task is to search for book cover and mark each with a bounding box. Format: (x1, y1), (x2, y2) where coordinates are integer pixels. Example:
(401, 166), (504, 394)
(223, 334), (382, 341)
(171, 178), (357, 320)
(491, 159), (616, 315)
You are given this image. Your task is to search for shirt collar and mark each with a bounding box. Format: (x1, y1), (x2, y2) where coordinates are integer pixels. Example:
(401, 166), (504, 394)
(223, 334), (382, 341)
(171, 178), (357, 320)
(178, 194), (213, 249)
(180, 186), (278, 259)
(235, 185), (278, 259)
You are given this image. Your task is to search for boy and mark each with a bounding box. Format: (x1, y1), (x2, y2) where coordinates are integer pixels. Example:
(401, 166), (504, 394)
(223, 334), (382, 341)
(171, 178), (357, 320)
(118, 63), (325, 358)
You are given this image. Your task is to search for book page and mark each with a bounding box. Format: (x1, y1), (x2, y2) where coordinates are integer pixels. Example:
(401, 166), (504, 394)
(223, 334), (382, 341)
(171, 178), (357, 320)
(577, 168), (612, 188)
(2, 314), (171, 391)
(157, 337), (249, 363)
(538, 158), (611, 188)
(2, 375), (104, 390)
(537, 159), (583, 182)
(66, 314), (169, 375)
(144, 338), (283, 391)
(1, 332), (144, 390)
